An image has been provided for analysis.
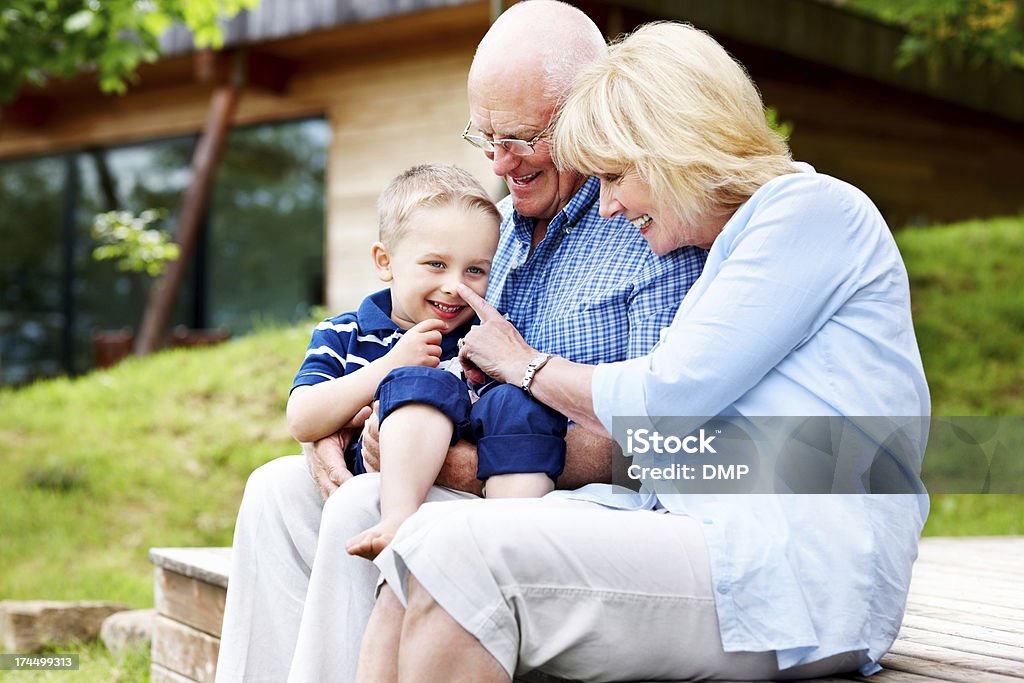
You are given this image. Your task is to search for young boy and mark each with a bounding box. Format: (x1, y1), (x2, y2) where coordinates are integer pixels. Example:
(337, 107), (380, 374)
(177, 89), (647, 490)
(287, 164), (567, 561)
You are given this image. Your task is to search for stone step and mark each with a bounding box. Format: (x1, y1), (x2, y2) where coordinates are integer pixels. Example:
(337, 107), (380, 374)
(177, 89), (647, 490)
(0, 600), (130, 653)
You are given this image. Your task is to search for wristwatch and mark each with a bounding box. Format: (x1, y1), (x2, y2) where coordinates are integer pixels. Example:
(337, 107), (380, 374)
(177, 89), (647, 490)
(520, 353), (554, 397)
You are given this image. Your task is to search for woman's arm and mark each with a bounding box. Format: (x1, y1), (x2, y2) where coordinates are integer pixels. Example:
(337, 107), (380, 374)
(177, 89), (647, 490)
(456, 284), (608, 437)
(520, 357), (605, 436)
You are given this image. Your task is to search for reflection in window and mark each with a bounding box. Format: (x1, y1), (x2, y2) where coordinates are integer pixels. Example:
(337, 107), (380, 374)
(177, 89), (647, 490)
(211, 120), (328, 332)
(0, 117), (328, 386)
(0, 157), (66, 385)
(75, 136), (198, 374)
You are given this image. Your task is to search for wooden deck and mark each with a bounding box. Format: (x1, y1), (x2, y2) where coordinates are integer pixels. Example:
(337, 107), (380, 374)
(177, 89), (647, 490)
(866, 536), (1024, 683)
(150, 537), (1024, 682)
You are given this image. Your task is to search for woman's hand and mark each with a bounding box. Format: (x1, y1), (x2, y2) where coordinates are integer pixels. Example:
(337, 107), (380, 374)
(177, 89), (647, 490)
(457, 284), (537, 385)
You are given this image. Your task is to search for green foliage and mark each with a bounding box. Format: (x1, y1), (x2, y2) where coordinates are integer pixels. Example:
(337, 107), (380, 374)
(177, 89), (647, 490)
(0, 0), (259, 102)
(842, 0), (1024, 77)
(91, 209), (180, 277)
(765, 106), (794, 141)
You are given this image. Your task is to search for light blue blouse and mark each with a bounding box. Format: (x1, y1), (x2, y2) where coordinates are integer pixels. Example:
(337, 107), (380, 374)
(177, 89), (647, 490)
(574, 165), (930, 675)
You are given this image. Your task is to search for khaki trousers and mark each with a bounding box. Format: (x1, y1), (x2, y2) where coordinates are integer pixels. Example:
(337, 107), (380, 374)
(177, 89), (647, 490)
(377, 497), (866, 682)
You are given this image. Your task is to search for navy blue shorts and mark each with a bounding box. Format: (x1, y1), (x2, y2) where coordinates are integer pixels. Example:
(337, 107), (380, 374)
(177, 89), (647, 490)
(344, 440), (366, 476)
(372, 366), (567, 482)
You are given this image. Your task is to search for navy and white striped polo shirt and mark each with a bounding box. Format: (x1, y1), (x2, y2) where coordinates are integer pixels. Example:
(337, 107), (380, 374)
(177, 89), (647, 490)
(291, 288), (469, 393)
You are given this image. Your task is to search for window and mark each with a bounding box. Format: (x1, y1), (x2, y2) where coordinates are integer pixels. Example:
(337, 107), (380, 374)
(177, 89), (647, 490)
(0, 117), (328, 386)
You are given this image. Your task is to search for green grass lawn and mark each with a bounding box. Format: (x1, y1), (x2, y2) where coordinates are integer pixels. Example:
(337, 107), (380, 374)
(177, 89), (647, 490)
(896, 216), (1024, 535)
(0, 324), (306, 608)
(0, 214), (1022, 680)
(0, 642), (149, 683)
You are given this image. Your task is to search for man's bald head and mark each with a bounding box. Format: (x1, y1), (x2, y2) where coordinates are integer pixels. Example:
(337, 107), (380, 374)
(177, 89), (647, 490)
(466, 2), (605, 223)
(469, 0), (606, 101)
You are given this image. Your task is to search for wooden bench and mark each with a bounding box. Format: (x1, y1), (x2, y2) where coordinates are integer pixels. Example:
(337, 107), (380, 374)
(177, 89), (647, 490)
(150, 547), (230, 683)
(149, 537), (1024, 682)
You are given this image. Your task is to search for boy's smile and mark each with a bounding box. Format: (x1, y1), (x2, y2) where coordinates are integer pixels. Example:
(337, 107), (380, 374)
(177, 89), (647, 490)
(373, 202), (500, 332)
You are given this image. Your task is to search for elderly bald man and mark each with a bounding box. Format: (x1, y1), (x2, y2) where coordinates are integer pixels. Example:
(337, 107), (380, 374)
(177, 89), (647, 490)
(214, 2), (705, 681)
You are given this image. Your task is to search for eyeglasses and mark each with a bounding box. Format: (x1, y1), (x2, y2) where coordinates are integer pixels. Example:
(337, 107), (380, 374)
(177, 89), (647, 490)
(461, 119), (554, 157)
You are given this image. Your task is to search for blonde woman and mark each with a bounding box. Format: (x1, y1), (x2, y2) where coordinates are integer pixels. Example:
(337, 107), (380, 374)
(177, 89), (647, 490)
(366, 22), (929, 682)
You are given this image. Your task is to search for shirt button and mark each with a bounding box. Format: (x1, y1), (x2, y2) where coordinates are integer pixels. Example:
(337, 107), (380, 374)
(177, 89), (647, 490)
(511, 260), (519, 269)
(716, 582), (730, 595)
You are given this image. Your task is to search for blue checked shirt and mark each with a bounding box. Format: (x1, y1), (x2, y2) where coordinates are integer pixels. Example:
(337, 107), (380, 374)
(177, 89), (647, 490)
(487, 176), (707, 364)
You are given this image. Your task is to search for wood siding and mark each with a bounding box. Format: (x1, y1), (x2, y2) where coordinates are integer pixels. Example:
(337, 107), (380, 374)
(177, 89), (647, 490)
(0, 3), (496, 314)
(320, 45), (499, 311)
(3, 0), (1021, 314)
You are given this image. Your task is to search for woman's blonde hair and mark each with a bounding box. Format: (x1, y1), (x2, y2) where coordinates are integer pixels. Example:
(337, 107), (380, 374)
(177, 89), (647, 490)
(554, 22), (794, 228)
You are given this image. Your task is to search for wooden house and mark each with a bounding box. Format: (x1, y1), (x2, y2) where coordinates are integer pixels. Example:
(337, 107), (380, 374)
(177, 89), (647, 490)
(1, 0), (1021, 384)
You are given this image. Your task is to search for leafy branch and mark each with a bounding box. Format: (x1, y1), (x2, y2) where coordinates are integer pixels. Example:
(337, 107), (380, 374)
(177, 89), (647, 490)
(92, 209), (180, 277)
(841, 0), (1023, 79)
(0, 0), (259, 102)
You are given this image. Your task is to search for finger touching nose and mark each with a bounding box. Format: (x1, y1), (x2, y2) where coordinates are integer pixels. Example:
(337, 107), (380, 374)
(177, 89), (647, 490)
(457, 283), (502, 321)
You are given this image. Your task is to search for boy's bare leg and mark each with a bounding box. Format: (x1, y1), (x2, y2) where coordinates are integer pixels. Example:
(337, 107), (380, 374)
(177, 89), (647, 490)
(484, 472), (554, 498)
(346, 404), (452, 559)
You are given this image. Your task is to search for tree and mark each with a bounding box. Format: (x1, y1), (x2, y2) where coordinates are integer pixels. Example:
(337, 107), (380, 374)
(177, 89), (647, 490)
(1, 0), (261, 356)
(841, 0), (1024, 78)
(0, 0), (258, 103)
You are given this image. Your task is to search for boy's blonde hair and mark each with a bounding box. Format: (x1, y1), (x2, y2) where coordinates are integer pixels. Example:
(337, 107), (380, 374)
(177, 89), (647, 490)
(377, 164), (499, 247)
(554, 22), (795, 229)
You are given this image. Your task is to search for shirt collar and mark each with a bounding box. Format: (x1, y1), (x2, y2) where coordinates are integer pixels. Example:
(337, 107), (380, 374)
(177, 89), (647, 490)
(359, 289), (402, 333)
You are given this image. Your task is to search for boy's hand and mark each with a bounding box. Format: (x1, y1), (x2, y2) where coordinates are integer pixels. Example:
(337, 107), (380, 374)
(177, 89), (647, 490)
(304, 406), (372, 500)
(389, 318), (446, 369)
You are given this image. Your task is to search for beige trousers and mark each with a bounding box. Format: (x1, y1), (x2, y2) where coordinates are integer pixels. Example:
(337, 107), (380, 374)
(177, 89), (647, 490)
(377, 497), (867, 682)
(214, 460), (473, 683)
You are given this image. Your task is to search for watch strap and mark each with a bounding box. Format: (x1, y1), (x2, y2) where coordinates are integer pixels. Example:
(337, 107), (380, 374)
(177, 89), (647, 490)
(521, 353), (554, 397)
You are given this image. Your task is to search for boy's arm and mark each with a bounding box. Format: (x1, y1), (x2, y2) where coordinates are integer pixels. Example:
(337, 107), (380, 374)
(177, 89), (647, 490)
(288, 368), (390, 444)
(287, 319), (446, 443)
(299, 406), (365, 500)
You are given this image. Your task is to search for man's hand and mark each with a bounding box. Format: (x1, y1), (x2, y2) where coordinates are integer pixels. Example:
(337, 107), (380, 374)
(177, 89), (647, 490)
(558, 428), (613, 489)
(304, 405), (372, 500)
(388, 319), (446, 369)
(359, 402), (381, 473)
(434, 440), (484, 496)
